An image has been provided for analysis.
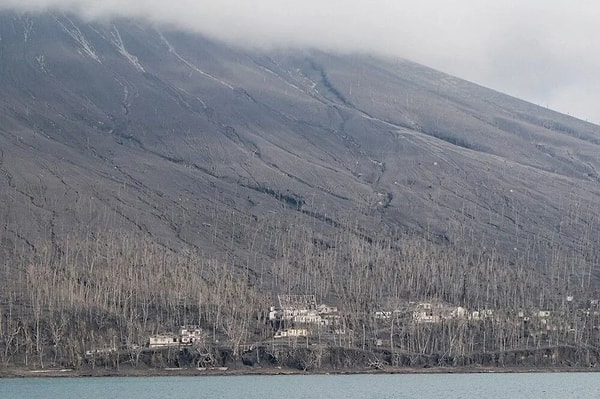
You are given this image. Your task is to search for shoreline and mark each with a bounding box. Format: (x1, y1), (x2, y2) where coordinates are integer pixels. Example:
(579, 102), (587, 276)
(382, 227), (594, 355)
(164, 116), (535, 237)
(1, 365), (598, 379)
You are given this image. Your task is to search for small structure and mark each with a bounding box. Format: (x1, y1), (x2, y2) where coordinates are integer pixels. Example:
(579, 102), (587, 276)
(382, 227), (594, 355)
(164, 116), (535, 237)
(374, 311), (392, 320)
(412, 302), (440, 323)
(450, 306), (468, 319)
(85, 347), (116, 357)
(274, 328), (308, 338)
(180, 326), (204, 345)
(268, 306), (279, 321)
(148, 326), (204, 348)
(276, 294), (318, 321)
(470, 309), (494, 321)
(317, 304), (338, 314)
(269, 294), (338, 327)
(149, 334), (179, 348)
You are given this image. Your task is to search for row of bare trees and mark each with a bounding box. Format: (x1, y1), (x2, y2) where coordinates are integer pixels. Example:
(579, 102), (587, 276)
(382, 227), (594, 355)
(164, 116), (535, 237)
(1, 204), (600, 369)
(0, 232), (270, 368)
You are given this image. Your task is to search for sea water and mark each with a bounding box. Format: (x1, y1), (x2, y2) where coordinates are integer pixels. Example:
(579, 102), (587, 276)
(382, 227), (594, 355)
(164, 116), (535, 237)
(1, 373), (598, 399)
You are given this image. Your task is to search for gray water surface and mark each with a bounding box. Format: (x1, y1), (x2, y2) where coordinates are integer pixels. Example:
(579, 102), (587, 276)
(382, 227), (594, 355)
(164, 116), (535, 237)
(1, 373), (598, 398)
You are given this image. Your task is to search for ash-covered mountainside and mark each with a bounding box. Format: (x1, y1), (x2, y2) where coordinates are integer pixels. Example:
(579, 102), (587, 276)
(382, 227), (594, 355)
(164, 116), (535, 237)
(1, 11), (599, 273)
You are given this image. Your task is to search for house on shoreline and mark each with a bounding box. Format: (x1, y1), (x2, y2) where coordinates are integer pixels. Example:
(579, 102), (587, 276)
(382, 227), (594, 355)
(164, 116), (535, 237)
(148, 326), (205, 349)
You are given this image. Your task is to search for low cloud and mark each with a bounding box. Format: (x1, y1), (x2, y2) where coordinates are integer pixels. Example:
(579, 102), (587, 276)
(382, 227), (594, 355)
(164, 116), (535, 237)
(2, 0), (599, 124)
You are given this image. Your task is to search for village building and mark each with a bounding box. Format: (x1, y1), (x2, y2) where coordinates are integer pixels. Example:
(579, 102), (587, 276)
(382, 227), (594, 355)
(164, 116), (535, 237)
(269, 294), (338, 326)
(149, 334), (179, 348)
(408, 302), (470, 324)
(179, 325), (204, 345)
(275, 294), (318, 321)
(269, 294), (340, 339)
(148, 326), (205, 348)
(317, 304), (338, 314)
(412, 302), (440, 323)
(450, 306), (468, 318)
(274, 328), (308, 338)
(85, 347), (117, 357)
(374, 311), (392, 320)
(470, 309), (494, 321)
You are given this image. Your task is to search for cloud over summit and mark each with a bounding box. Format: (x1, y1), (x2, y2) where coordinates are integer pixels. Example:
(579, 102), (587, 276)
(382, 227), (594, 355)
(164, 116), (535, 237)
(2, 0), (600, 123)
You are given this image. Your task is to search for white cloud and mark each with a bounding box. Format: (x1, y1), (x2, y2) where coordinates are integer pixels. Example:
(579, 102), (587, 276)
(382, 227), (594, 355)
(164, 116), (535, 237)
(1, 0), (599, 123)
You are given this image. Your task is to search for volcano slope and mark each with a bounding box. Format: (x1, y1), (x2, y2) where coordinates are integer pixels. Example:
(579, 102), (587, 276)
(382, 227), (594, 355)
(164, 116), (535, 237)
(1, 11), (600, 283)
(3, 11), (600, 371)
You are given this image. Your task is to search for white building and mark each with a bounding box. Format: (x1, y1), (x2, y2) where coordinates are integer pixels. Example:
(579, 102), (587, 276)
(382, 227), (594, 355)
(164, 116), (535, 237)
(269, 294), (338, 326)
(149, 334), (179, 348)
(412, 303), (440, 323)
(374, 311), (392, 320)
(450, 306), (468, 319)
(180, 326), (204, 345)
(148, 326), (204, 348)
(470, 309), (494, 321)
(274, 328), (308, 338)
(317, 304), (338, 314)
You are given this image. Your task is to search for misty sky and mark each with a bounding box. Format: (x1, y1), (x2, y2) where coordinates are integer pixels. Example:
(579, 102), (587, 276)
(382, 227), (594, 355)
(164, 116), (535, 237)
(2, 0), (599, 124)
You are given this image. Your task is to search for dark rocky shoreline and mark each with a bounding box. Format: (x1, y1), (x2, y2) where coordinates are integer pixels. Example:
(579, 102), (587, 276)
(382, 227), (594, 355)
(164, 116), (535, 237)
(1, 364), (598, 379)
(2, 343), (599, 379)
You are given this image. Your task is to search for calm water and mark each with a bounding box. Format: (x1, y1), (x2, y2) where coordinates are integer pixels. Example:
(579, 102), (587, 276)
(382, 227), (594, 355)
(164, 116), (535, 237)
(1, 373), (598, 398)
